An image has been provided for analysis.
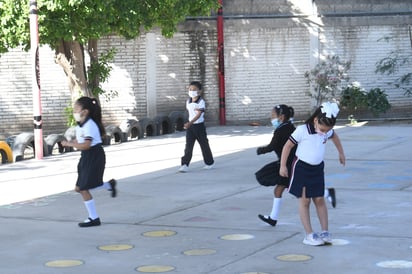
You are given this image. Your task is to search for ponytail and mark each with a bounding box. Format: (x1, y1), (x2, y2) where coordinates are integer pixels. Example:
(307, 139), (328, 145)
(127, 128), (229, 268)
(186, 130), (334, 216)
(76, 97), (106, 137)
(90, 98), (105, 137)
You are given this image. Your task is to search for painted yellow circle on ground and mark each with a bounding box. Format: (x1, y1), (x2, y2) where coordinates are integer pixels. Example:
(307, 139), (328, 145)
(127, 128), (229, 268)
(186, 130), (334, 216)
(136, 265), (175, 272)
(183, 248), (217, 256)
(45, 260), (83, 268)
(331, 239), (350, 246)
(220, 234), (255, 240)
(98, 244), (134, 251)
(142, 230), (177, 237)
(377, 260), (412, 268)
(276, 254), (312, 262)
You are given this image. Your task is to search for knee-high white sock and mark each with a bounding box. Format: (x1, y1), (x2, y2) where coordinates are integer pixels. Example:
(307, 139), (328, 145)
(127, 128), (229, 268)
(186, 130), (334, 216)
(84, 199), (98, 220)
(324, 188), (329, 198)
(270, 198), (282, 220)
(93, 182), (111, 190)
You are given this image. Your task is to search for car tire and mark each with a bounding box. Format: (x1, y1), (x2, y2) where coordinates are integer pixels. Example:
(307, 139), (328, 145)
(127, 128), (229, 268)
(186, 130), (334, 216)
(119, 119), (143, 141)
(45, 134), (67, 155)
(154, 115), (172, 135)
(138, 118), (156, 137)
(168, 111), (186, 132)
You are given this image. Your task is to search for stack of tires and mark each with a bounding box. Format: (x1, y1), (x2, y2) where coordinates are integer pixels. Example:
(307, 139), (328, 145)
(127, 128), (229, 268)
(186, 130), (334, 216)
(0, 111), (187, 164)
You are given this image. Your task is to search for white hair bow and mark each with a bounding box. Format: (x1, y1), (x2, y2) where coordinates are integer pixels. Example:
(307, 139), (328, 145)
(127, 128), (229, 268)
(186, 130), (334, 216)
(321, 102), (339, 118)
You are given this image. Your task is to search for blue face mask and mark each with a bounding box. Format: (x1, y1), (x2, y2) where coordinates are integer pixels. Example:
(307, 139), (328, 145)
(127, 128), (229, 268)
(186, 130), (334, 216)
(271, 119), (281, 128)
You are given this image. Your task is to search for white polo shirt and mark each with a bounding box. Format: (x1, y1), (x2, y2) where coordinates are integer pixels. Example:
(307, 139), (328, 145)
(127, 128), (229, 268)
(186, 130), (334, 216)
(186, 97), (205, 124)
(76, 118), (102, 146)
(289, 123), (334, 165)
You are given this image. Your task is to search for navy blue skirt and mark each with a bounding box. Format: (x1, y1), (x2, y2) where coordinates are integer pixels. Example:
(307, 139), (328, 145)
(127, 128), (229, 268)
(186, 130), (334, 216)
(288, 159), (324, 198)
(76, 144), (106, 191)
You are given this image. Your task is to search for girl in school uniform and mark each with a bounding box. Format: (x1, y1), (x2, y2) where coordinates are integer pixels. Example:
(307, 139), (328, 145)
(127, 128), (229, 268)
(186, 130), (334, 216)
(256, 105), (337, 227)
(256, 104), (296, 226)
(62, 97), (117, 227)
(280, 102), (345, 245)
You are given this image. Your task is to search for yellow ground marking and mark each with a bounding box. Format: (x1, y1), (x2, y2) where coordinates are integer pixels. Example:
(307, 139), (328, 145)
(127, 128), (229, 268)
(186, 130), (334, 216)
(377, 260), (412, 268)
(136, 265), (175, 272)
(276, 254), (312, 262)
(183, 248), (217, 256)
(142, 230), (177, 237)
(45, 260), (83, 268)
(220, 234), (255, 240)
(98, 244), (134, 251)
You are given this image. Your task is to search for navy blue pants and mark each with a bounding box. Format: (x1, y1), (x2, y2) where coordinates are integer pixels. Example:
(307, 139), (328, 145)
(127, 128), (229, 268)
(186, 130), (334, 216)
(181, 123), (214, 166)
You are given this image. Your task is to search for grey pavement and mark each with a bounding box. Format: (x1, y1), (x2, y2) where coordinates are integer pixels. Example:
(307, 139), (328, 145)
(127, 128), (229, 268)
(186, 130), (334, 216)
(0, 123), (412, 274)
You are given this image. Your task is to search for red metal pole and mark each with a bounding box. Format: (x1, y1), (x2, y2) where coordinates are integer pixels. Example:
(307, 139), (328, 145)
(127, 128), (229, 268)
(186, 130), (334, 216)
(217, 0), (226, 125)
(29, 1), (43, 159)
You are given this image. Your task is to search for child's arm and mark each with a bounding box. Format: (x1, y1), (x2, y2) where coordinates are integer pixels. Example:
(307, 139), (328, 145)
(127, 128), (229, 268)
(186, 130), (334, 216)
(184, 108), (203, 129)
(61, 139), (92, 150)
(331, 132), (345, 166)
(279, 139), (295, 177)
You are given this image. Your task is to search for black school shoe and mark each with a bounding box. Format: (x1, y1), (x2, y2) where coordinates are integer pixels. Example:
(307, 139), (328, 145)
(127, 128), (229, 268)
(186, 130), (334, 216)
(328, 188), (336, 208)
(109, 179), (117, 198)
(78, 217), (101, 227)
(258, 214), (277, 226)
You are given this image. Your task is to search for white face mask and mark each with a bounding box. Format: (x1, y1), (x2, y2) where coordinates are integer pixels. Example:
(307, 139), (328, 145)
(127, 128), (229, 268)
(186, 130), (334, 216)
(73, 112), (82, 122)
(188, 90), (198, 98)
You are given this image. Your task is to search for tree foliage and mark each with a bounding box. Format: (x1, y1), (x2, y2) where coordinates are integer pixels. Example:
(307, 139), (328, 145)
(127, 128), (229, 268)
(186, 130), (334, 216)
(340, 82), (391, 117)
(0, 0), (218, 101)
(375, 36), (412, 96)
(304, 55), (351, 107)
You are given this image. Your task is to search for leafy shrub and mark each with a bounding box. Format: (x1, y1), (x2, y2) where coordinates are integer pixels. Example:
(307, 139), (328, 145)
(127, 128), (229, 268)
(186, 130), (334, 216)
(340, 83), (391, 116)
(340, 82), (367, 111)
(305, 55), (351, 106)
(366, 88), (391, 116)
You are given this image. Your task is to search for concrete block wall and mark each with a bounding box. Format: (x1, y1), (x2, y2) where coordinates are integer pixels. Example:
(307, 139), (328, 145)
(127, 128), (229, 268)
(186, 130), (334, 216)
(0, 47), (69, 137)
(224, 24), (312, 123)
(97, 26), (219, 126)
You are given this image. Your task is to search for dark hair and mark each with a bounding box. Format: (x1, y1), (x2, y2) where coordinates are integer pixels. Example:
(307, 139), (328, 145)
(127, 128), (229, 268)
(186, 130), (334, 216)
(274, 104), (294, 121)
(190, 81), (202, 90)
(75, 96), (106, 137)
(305, 106), (337, 127)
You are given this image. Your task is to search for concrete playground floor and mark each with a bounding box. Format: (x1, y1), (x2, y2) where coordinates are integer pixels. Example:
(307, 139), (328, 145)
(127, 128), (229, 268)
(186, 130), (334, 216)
(0, 123), (411, 274)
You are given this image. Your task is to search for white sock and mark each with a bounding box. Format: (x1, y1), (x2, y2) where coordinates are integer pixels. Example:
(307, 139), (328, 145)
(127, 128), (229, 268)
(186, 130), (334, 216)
(324, 188), (329, 198)
(93, 181), (111, 190)
(270, 198), (282, 220)
(84, 199), (98, 220)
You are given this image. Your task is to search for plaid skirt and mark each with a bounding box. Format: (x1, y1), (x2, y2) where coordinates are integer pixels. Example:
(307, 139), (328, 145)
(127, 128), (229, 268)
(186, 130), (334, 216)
(288, 159), (324, 198)
(76, 144), (106, 191)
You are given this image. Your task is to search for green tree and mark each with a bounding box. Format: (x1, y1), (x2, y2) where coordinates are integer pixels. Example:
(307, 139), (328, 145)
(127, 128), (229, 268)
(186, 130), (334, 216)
(0, 0), (218, 102)
(375, 36), (412, 96)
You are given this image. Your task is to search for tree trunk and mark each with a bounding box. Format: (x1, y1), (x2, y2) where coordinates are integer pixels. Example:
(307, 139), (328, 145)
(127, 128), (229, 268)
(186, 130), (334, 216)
(54, 39), (92, 103)
(87, 39), (101, 105)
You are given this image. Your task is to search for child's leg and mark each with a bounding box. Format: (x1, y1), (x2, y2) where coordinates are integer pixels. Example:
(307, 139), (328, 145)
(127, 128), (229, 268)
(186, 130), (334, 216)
(79, 189), (98, 220)
(270, 185), (286, 219)
(313, 196), (328, 231)
(257, 185), (286, 226)
(299, 188), (313, 234)
(92, 179), (117, 197)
